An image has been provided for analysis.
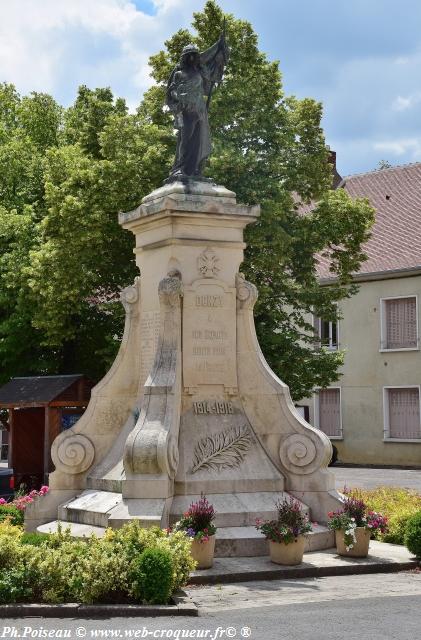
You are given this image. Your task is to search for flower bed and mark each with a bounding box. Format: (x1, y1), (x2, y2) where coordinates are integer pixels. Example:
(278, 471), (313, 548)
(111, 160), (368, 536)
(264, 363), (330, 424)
(0, 486), (50, 526)
(347, 486), (421, 544)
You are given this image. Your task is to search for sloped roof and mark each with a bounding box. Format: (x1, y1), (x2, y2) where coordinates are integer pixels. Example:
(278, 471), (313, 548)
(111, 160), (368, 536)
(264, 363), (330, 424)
(318, 162), (421, 279)
(0, 375), (84, 406)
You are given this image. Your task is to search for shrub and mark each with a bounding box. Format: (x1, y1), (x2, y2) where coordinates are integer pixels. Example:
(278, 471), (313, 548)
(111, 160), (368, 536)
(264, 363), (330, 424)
(348, 487), (421, 544)
(74, 537), (131, 604)
(404, 511), (421, 559)
(0, 520), (25, 569)
(0, 520), (195, 604)
(0, 567), (33, 604)
(20, 532), (51, 546)
(0, 505), (24, 526)
(131, 547), (174, 605)
(110, 522), (195, 593)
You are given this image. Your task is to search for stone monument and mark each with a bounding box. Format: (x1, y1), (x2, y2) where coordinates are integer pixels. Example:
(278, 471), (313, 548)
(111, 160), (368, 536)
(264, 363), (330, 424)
(27, 31), (343, 556)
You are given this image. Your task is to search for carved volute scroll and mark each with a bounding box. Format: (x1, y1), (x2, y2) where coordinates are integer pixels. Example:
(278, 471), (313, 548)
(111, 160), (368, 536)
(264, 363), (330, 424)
(279, 433), (328, 476)
(51, 433), (95, 475)
(236, 272), (258, 309)
(120, 276), (140, 313)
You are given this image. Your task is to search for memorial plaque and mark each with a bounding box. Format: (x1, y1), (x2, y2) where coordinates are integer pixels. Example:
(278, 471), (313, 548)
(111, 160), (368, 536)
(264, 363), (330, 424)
(183, 279), (237, 389)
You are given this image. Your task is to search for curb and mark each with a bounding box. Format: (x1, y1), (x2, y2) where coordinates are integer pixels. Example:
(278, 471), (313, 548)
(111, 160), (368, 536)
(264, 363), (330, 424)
(0, 591), (198, 618)
(188, 559), (419, 585)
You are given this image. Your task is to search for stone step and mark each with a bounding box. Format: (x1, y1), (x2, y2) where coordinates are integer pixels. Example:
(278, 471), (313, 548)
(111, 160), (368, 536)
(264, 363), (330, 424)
(37, 520), (106, 538)
(58, 489), (122, 528)
(170, 492), (309, 528)
(214, 525), (334, 558)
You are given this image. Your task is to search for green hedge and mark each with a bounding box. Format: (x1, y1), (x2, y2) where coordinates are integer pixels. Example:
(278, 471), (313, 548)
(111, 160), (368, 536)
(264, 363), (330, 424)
(0, 520), (195, 604)
(404, 511), (421, 559)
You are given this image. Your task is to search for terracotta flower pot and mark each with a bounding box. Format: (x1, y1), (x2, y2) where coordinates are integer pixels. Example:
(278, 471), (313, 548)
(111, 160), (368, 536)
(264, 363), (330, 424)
(335, 526), (371, 558)
(190, 534), (215, 569)
(269, 536), (306, 566)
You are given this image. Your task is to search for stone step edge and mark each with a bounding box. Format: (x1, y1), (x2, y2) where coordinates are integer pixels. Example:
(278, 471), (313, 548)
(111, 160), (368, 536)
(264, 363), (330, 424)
(188, 557), (419, 586)
(38, 521), (331, 538)
(37, 521), (106, 538)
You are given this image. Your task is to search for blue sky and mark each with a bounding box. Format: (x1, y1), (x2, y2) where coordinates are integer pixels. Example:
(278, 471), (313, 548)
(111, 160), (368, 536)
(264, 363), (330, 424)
(1, 0), (420, 176)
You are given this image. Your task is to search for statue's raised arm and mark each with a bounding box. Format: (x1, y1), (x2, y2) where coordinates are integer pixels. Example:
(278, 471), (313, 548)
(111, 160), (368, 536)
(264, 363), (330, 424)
(165, 28), (229, 183)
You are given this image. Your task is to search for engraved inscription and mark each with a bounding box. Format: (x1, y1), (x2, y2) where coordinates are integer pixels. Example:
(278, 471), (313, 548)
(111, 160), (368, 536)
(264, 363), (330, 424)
(195, 295), (223, 307)
(140, 310), (160, 383)
(183, 282), (237, 388)
(193, 401), (234, 415)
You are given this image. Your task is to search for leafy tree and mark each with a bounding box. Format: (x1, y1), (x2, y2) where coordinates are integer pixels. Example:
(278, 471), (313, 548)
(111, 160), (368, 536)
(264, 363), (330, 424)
(0, 2), (374, 399)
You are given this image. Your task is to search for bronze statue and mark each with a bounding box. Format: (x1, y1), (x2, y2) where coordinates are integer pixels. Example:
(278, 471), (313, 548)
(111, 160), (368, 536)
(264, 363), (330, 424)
(166, 27), (229, 182)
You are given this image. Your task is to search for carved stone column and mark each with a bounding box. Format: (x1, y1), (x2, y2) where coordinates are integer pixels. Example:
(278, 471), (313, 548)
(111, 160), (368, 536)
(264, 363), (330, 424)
(123, 272), (183, 500)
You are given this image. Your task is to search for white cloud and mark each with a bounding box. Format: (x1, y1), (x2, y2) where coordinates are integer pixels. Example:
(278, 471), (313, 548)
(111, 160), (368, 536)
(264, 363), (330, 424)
(392, 92), (421, 111)
(0, 0), (197, 105)
(374, 138), (421, 158)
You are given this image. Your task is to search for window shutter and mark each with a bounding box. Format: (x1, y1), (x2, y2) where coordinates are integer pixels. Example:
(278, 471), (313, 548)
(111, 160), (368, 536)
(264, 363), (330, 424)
(319, 389), (341, 437)
(386, 298), (417, 349)
(388, 388), (421, 439)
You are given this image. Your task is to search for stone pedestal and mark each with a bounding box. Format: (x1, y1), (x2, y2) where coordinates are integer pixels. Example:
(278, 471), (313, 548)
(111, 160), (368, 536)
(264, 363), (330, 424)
(27, 181), (342, 553)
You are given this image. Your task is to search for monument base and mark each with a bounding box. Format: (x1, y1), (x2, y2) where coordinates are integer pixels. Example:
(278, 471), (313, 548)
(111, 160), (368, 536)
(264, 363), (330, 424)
(27, 180), (342, 555)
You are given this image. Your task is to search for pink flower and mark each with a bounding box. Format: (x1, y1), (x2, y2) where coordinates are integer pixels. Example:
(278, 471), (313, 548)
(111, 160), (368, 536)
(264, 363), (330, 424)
(0, 498), (6, 505)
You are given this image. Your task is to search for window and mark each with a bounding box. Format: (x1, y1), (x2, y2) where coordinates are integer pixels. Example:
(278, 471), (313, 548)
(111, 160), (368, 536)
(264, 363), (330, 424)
(0, 427), (8, 461)
(384, 387), (421, 440)
(316, 388), (342, 438)
(381, 296), (418, 350)
(313, 316), (338, 350)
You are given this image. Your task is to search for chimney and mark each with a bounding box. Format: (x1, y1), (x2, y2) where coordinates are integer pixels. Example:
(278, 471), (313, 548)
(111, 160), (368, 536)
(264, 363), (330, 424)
(327, 146), (342, 189)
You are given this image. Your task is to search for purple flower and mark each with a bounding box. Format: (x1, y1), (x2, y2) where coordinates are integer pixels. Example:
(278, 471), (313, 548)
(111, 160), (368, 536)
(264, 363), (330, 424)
(186, 527), (196, 538)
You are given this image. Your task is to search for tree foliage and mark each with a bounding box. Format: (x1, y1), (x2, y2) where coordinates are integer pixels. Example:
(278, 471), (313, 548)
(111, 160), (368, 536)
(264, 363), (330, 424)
(0, 2), (374, 397)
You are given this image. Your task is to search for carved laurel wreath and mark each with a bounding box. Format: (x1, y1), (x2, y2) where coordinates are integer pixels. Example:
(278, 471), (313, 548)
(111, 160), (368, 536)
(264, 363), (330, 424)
(190, 425), (254, 473)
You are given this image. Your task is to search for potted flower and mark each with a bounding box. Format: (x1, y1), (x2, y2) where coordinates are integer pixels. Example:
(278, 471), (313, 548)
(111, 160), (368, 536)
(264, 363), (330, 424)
(256, 497), (312, 565)
(173, 495), (217, 569)
(328, 495), (388, 557)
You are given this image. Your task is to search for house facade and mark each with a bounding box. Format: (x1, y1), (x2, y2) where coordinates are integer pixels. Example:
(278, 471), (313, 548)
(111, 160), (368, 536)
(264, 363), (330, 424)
(300, 162), (421, 466)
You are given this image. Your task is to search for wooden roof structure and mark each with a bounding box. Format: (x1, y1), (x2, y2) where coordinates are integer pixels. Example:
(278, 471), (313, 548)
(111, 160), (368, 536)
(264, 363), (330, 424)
(0, 375), (90, 409)
(0, 375), (93, 486)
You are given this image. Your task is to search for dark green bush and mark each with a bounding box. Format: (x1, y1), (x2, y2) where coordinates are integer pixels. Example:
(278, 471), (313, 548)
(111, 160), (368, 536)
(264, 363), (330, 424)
(0, 505), (24, 526)
(20, 532), (50, 546)
(0, 567), (32, 603)
(132, 547), (174, 605)
(404, 511), (421, 559)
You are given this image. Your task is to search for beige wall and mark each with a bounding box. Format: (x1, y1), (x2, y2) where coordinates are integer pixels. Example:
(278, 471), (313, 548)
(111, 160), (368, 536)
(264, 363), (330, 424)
(300, 274), (421, 466)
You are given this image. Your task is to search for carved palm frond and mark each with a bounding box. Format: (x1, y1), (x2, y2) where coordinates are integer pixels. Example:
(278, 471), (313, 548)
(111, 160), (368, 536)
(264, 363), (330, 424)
(191, 425), (254, 473)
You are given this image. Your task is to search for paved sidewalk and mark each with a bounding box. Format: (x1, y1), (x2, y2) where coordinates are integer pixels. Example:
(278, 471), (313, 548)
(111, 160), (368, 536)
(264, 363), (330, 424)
(189, 541), (417, 585)
(186, 570), (421, 613)
(334, 466), (421, 491)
